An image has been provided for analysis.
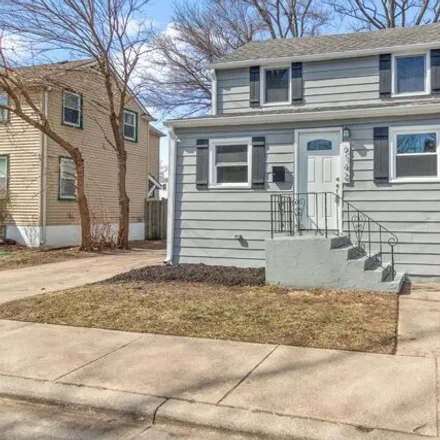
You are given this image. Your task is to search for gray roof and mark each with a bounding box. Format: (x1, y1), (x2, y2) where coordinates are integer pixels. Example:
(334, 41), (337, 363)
(214, 22), (440, 65)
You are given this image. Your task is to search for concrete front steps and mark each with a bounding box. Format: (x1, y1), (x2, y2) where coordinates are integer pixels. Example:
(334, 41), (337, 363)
(265, 235), (406, 293)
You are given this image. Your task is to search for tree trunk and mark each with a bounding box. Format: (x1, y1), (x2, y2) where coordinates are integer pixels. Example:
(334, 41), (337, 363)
(72, 151), (92, 250)
(117, 149), (130, 249)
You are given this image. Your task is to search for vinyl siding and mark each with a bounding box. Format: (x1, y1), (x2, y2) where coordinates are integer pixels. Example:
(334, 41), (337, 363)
(45, 71), (149, 227)
(0, 93), (42, 226)
(148, 131), (160, 180)
(175, 116), (440, 277)
(216, 56), (435, 114)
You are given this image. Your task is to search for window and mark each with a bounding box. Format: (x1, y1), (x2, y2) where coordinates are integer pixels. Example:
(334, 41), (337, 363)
(391, 127), (439, 181)
(210, 138), (252, 187)
(59, 157), (76, 200)
(307, 139), (332, 151)
(0, 156), (8, 193)
(0, 94), (9, 122)
(62, 91), (82, 127)
(393, 54), (429, 96)
(123, 109), (138, 141)
(263, 67), (290, 104)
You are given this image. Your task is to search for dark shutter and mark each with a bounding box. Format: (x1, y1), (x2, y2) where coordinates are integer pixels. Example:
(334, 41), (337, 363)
(431, 49), (440, 94)
(379, 54), (392, 98)
(249, 66), (260, 107)
(374, 127), (389, 183)
(252, 137), (265, 188)
(196, 139), (209, 188)
(291, 62), (303, 103)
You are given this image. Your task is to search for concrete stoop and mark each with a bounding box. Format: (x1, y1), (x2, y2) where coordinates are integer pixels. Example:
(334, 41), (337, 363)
(265, 235), (406, 293)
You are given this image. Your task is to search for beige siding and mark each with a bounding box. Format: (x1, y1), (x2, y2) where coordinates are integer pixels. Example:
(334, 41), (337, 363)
(148, 130), (160, 180)
(45, 72), (150, 226)
(0, 93), (42, 226)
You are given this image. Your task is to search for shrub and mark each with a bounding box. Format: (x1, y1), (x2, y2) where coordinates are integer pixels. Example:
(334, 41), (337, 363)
(110, 264), (265, 286)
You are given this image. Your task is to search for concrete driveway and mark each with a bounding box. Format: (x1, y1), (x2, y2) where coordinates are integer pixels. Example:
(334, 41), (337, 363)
(0, 248), (164, 304)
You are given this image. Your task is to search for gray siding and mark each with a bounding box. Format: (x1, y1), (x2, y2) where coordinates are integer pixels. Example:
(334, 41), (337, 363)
(216, 56), (434, 114)
(174, 116), (440, 277)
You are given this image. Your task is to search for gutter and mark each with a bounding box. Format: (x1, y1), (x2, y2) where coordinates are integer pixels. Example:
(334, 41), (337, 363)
(165, 126), (179, 264)
(207, 42), (440, 70)
(164, 102), (440, 129)
(39, 88), (49, 246)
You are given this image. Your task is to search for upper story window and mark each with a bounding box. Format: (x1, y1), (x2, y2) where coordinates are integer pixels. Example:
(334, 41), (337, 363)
(209, 138), (252, 188)
(390, 126), (439, 181)
(0, 156), (8, 193)
(393, 53), (429, 96)
(123, 109), (138, 142)
(0, 93), (9, 122)
(263, 67), (290, 105)
(62, 91), (82, 128)
(59, 156), (76, 200)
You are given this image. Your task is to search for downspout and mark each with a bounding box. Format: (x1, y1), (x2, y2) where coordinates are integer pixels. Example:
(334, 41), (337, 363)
(165, 124), (179, 264)
(39, 88), (49, 246)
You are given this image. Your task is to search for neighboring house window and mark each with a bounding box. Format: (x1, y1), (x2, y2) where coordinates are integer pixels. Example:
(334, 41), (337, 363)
(390, 127), (439, 181)
(59, 157), (76, 200)
(210, 138), (252, 188)
(393, 53), (429, 96)
(123, 109), (138, 141)
(0, 93), (9, 122)
(0, 156), (8, 193)
(62, 91), (82, 128)
(263, 67), (290, 104)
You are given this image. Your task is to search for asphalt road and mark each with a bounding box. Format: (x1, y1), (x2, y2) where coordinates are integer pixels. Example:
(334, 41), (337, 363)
(0, 397), (257, 440)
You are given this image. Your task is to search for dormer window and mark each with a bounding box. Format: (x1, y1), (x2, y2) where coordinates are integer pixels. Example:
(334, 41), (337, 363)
(393, 53), (429, 96)
(263, 67), (290, 105)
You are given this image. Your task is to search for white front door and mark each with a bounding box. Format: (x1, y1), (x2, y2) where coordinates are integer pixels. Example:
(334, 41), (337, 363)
(296, 130), (342, 231)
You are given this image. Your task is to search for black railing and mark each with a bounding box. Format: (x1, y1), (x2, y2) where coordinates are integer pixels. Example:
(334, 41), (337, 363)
(270, 192), (399, 281)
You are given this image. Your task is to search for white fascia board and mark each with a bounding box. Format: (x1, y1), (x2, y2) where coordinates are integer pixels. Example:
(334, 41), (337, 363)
(207, 42), (440, 70)
(165, 103), (440, 129)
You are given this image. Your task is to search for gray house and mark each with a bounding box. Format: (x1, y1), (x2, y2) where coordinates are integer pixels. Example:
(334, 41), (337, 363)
(165, 23), (440, 292)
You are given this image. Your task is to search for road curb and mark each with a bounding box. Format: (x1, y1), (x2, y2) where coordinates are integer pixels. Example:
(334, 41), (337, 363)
(0, 376), (165, 422)
(0, 376), (429, 440)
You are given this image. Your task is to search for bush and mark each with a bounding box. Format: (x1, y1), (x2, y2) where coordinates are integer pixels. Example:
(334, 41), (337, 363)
(110, 264), (265, 286)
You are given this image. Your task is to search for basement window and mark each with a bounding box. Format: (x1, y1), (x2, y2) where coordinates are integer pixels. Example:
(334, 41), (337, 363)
(390, 127), (439, 181)
(59, 157), (76, 200)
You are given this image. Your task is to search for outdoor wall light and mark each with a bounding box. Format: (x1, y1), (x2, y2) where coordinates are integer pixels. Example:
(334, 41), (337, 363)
(343, 126), (351, 141)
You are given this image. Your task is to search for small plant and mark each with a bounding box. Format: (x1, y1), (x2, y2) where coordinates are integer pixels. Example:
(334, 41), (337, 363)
(89, 205), (118, 250)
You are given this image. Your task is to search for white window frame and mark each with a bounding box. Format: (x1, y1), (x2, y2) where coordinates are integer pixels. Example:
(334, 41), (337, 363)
(62, 91), (82, 128)
(209, 137), (253, 189)
(391, 52), (431, 97)
(123, 109), (137, 142)
(0, 155), (8, 192)
(59, 157), (76, 200)
(389, 125), (440, 183)
(261, 65), (291, 106)
(0, 93), (9, 122)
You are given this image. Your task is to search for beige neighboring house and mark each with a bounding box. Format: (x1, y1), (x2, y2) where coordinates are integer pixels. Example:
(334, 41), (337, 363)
(0, 59), (165, 247)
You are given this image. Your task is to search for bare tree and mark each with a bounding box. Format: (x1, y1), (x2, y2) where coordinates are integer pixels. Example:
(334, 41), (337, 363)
(141, 0), (331, 117)
(0, 0), (154, 249)
(0, 55), (94, 249)
(329, 0), (440, 30)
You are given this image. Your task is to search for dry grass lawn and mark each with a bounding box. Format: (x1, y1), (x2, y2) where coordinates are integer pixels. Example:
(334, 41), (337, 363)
(0, 281), (398, 354)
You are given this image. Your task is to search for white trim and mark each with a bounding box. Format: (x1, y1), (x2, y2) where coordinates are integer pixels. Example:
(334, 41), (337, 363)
(392, 51), (431, 97)
(39, 89), (49, 245)
(211, 70), (217, 115)
(123, 109), (137, 141)
(389, 124), (440, 183)
(166, 127), (178, 264)
(165, 102), (440, 129)
(207, 42), (440, 70)
(62, 91), (82, 128)
(208, 137), (253, 189)
(260, 65), (291, 107)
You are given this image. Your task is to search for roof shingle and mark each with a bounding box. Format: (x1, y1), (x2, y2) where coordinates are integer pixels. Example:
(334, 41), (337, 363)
(214, 22), (440, 65)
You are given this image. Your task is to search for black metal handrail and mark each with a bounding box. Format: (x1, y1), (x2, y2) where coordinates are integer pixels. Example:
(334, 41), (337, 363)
(270, 192), (399, 281)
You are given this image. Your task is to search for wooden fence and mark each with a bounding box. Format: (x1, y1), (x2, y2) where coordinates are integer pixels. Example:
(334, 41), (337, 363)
(145, 199), (167, 240)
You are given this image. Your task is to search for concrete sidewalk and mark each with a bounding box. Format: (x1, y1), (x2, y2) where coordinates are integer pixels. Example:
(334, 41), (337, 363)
(0, 319), (437, 439)
(0, 249), (164, 304)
